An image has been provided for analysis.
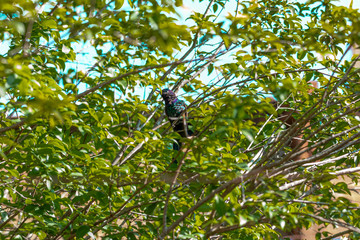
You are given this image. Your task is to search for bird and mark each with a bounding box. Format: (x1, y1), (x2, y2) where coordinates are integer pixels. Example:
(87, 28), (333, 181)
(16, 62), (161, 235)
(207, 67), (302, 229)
(161, 88), (194, 151)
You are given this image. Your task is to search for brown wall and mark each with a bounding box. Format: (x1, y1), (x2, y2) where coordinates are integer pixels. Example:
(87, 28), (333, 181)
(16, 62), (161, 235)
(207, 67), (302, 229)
(286, 45), (360, 240)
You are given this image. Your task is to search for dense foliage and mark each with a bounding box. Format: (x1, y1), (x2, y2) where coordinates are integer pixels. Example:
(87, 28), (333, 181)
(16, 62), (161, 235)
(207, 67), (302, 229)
(1, 0), (360, 239)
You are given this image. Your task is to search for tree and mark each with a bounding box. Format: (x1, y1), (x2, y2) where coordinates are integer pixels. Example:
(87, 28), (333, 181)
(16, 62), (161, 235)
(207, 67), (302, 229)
(1, 0), (360, 239)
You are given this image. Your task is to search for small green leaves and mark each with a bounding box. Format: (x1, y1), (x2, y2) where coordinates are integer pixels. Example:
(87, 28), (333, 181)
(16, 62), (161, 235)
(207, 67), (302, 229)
(0, 0), (359, 239)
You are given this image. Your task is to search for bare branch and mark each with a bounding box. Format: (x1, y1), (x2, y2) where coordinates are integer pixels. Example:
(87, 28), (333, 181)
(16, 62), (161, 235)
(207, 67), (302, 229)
(161, 149), (188, 235)
(0, 119), (26, 134)
(320, 230), (352, 240)
(301, 213), (360, 234)
(75, 57), (209, 100)
(51, 199), (95, 240)
(279, 166), (360, 191)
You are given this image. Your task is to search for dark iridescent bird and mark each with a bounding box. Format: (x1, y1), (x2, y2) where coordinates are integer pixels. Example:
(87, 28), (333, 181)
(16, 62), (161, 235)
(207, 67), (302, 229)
(161, 88), (193, 150)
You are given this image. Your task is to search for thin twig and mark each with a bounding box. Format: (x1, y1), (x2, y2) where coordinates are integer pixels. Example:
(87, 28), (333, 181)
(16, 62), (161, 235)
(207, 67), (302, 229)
(320, 230), (352, 240)
(76, 57), (209, 100)
(299, 213), (360, 234)
(279, 166), (360, 191)
(51, 199), (95, 240)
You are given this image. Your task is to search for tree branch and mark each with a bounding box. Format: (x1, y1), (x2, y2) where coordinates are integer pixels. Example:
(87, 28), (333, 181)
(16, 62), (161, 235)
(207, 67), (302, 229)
(279, 166), (360, 191)
(320, 230), (352, 240)
(300, 213), (360, 234)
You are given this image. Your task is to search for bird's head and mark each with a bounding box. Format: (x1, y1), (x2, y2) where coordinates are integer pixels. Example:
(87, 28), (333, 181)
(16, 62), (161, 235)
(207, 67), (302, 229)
(161, 88), (177, 104)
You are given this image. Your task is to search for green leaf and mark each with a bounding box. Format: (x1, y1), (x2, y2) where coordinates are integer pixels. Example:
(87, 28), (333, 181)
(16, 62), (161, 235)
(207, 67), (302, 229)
(208, 64), (214, 75)
(12, 22), (25, 35)
(213, 4), (218, 13)
(279, 220), (285, 229)
(221, 34), (232, 49)
(76, 225), (90, 238)
(214, 195), (226, 217)
(145, 202), (158, 215)
(8, 169), (20, 179)
(241, 129), (254, 142)
(198, 204), (212, 212)
(128, 232), (137, 240)
(42, 19), (57, 29)
(115, 0), (124, 9)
